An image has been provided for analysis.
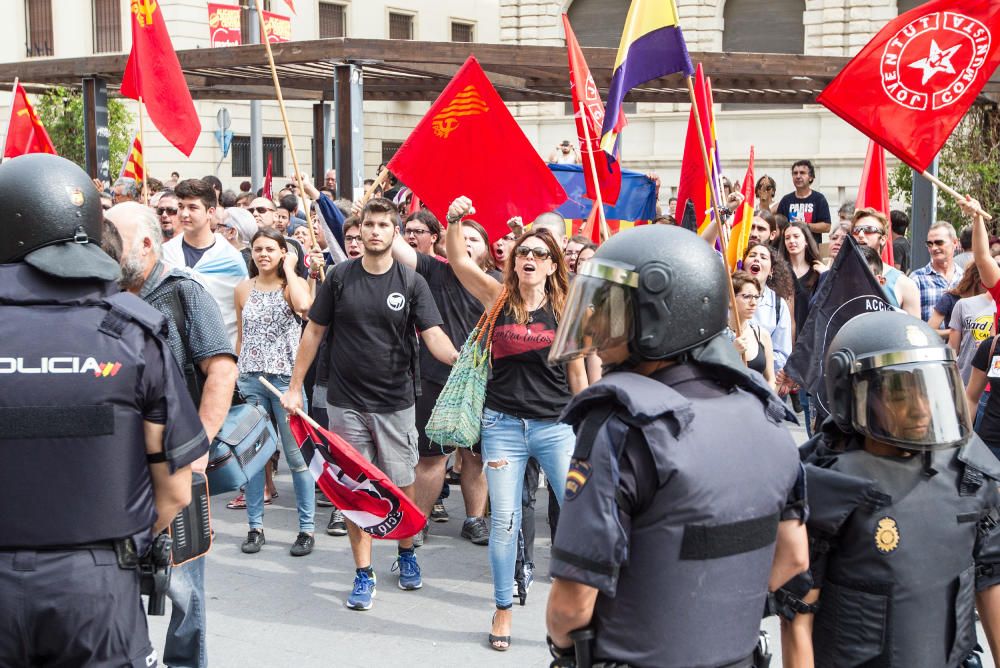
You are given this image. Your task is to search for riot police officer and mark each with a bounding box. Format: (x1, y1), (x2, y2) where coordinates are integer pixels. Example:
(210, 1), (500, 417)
(776, 310), (1000, 667)
(544, 224), (808, 668)
(0, 154), (209, 667)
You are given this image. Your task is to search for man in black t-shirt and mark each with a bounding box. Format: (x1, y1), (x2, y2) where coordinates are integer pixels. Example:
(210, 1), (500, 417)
(283, 198), (459, 611)
(776, 159), (831, 238)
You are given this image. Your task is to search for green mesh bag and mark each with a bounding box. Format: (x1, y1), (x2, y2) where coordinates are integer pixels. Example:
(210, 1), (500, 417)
(424, 289), (506, 449)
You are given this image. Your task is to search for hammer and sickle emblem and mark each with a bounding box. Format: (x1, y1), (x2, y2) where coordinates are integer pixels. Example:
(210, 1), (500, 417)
(131, 0), (158, 28)
(432, 117), (460, 139)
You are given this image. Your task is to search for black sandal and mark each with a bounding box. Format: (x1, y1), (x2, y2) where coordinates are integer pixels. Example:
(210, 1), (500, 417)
(489, 610), (511, 651)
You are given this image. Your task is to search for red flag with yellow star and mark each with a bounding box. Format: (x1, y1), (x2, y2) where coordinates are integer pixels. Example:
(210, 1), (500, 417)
(3, 83), (57, 158)
(121, 0), (201, 156)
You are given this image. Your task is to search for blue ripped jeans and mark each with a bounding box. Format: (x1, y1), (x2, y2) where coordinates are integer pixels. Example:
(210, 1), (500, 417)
(481, 407), (574, 609)
(238, 373), (315, 534)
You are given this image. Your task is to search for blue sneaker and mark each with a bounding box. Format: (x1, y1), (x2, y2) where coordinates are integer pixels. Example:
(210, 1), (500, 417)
(346, 570), (376, 610)
(393, 551), (423, 590)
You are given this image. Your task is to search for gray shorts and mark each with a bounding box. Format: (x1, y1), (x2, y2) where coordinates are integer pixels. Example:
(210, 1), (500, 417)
(326, 404), (419, 488)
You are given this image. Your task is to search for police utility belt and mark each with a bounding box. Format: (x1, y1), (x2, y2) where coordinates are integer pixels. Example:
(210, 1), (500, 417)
(549, 629), (769, 668)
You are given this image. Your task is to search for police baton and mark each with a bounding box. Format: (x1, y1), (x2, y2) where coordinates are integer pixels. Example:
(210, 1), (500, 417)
(570, 628), (595, 668)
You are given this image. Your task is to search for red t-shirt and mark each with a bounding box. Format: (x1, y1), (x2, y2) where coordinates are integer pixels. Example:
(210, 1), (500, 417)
(990, 281), (1000, 331)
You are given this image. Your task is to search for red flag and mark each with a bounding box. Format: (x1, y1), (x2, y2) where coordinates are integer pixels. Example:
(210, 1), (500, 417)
(578, 205), (601, 245)
(726, 147), (755, 272)
(563, 14), (622, 205)
(118, 133), (144, 182)
(281, 0), (295, 15)
(817, 1), (1000, 172)
(674, 64), (713, 232)
(856, 139), (894, 268)
(263, 154), (273, 200)
(3, 83), (57, 158)
(388, 56), (566, 240)
(121, 0), (201, 156)
(288, 416), (425, 540)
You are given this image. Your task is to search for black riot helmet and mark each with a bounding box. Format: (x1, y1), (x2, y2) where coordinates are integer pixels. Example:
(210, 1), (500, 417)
(549, 224), (729, 365)
(0, 153), (120, 281)
(826, 310), (970, 451)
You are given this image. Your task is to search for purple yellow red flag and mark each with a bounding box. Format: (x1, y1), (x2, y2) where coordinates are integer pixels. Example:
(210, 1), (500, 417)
(563, 14), (622, 206)
(388, 56), (566, 241)
(3, 83), (57, 158)
(118, 132), (145, 182)
(121, 0), (201, 156)
(856, 139), (894, 268)
(726, 147), (755, 272)
(600, 0), (694, 154)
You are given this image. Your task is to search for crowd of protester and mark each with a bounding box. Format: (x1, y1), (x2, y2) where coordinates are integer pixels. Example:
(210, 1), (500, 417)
(94, 154), (1000, 658)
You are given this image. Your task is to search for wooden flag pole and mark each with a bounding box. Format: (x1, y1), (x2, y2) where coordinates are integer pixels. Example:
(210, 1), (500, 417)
(138, 96), (148, 206)
(254, 1), (323, 279)
(259, 375), (321, 429)
(918, 170), (993, 221)
(578, 102), (610, 242)
(685, 76), (742, 341)
(362, 169), (390, 206)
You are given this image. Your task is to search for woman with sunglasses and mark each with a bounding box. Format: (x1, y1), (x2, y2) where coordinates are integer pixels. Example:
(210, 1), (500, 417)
(755, 175), (777, 214)
(445, 197), (588, 652)
(730, 271), (776, 389)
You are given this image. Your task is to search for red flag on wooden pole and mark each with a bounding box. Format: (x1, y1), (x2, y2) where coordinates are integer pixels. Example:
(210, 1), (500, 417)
(855, 139), (894, 268)
(3, 82), (57, 158)
(263, 154), (273, 200)
(388, 56), (566, 240)
(121, 0), (201, 156)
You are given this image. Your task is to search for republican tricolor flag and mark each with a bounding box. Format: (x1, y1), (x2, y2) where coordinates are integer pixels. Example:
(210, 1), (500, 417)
(600, 0), (694, 154)
(726, 147), (755, 272)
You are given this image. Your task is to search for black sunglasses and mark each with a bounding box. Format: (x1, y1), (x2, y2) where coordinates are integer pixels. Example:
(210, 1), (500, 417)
(515, 246), (552, 260)
(156, 206), (178, 216)
(925, 239), (950, 248)
(253, 206), (275, 214)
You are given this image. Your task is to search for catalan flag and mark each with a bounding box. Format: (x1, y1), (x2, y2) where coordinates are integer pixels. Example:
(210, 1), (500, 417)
(118, 132), (144, 182)
(726, 147), (755, 272)
(600, 0), (694, 153)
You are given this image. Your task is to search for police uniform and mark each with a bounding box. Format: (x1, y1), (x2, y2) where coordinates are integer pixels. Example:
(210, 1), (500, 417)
(0, 154), (208, 667)
(546, 225), (805, 668)
(776, 311), (1000, 667)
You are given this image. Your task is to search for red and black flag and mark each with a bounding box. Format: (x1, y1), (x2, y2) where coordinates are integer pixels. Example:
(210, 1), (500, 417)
(288, 415), (426, 540)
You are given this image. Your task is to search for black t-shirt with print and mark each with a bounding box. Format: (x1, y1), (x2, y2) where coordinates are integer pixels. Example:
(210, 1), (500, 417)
(776, 191), (831, 228)
(309, 258), (443, 413)
(485, 303), (572, 420)
(972, 337), (1000, 448)
(415, 253), (502, 385)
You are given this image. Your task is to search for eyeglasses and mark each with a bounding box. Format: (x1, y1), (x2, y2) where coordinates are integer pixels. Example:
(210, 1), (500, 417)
(404, 228), (431, 236)
(925, 239), (949, 248)
(252, 207), (275, 215)
(514, 246), (552, 260)
(853, 224), (883, 235)
(344, 234), (362, 244)
(156, 206), (178, 216)
(738, 293), (761, 303)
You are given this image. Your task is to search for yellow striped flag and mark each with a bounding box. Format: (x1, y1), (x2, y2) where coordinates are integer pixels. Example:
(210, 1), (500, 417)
(726, 147), (755, 272)
(119, 133), (144, 182)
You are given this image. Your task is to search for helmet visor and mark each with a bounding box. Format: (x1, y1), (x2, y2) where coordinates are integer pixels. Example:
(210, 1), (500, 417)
(852, 362), (970, 451)
(548, 262), (634, 365)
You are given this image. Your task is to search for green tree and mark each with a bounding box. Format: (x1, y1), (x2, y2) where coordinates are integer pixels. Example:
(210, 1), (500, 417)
(34, 86), (134, 183)
(889, 105), (1000, 228)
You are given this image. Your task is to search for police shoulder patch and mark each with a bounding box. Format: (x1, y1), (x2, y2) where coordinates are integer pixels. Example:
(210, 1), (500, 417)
(564, 459), (592, 501)
(875, 516), (900, 554)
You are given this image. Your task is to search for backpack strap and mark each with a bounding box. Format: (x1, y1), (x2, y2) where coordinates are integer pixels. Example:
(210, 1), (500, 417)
(398, 262), (422, 397)
(165, 279), (204, 405)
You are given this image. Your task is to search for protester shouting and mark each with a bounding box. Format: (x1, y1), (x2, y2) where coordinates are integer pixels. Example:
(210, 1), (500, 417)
(281, 198), (459, 611)
(235, 229), (316, 557)
(743, 243), (793, 374)
(444, 196), (588, 652)
(391, 214), (500, 548)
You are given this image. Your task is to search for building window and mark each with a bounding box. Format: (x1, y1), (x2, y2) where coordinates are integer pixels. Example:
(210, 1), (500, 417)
(319, 2), (346, 38)
(897, 0), (923, 14)
(232, 135), (285, 179)
(565, 0), (630, 49)
(388, 12), (414, 40)
(93, 0), (121, 54)
(381, 141), (403, 164)
(25, 0), (54, 57)
(241, 0), (270, 45)
(451, 21), (474, 43)
(722, 0), (805, 109)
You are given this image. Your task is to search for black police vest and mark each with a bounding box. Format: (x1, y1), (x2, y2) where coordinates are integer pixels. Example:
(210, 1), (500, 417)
(0, 264), (166, 548)
(561, 363), (801, 668)
(805, 436), (1000, 668)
